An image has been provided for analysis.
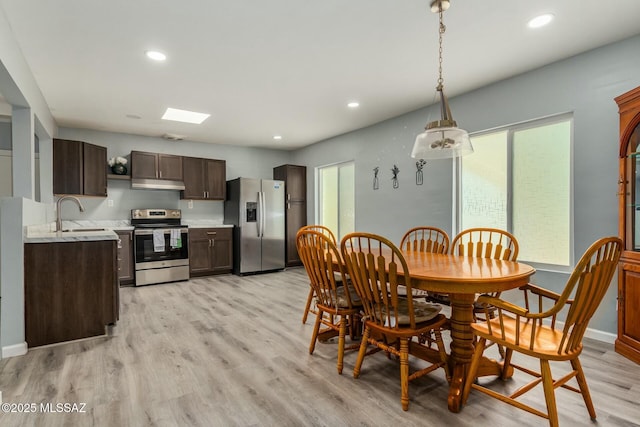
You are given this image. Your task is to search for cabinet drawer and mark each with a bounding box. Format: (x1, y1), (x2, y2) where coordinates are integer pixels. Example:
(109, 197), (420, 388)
(189, 227), (232, 240)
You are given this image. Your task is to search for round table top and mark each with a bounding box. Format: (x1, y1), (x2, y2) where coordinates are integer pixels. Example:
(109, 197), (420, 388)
(402, 251), (536, 294)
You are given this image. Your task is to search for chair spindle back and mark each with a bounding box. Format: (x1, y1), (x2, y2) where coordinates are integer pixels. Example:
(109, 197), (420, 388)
(341, 232), (419, 330)
(400, 226), (449, 254)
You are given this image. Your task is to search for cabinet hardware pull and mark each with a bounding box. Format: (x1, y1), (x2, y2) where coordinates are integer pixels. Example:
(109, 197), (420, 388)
(207, 232), (217, 235)
(212, 239), (215, 247)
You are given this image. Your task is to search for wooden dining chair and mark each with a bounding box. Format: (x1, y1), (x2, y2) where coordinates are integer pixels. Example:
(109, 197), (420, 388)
(341, 232), (450, 411)
(451, 227), (518, 260)
(462, 236), (622, 427)
(299, 225), (339, 324)
(400, 226), (450, 303)
(451, 227), (519, 357)
(400, 226), (449, 254)
(296, 228), (361, 374)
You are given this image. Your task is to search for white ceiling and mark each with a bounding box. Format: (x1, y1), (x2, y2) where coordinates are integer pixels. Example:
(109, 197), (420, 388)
(1, 0), (640, 150)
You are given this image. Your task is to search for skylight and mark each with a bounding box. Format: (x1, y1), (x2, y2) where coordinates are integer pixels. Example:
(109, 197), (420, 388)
(161, 108), (210, 124)
(527, 13), (554, 29)
(145, 50), (167, 61)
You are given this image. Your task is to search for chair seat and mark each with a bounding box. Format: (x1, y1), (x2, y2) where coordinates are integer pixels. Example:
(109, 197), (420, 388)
(338, 284), (361, 307)
(382, 300), (442, 325)
(427, 293), (451, 305)
(318, 284), (361, 309)
(396, 286), (429, 298)
(472, 316), (581, 360)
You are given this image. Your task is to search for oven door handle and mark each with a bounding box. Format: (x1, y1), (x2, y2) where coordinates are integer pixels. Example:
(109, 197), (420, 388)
(134, 228), (189, 235)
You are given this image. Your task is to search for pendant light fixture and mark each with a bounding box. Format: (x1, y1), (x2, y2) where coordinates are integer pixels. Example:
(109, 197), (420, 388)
(411, 0), (473, 160)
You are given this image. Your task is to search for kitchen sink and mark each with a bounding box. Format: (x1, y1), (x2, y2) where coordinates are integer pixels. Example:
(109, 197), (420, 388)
(61, 228), (108, 232)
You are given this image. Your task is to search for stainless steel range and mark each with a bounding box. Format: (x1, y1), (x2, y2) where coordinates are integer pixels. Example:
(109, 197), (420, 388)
(131, 209), (189, 286)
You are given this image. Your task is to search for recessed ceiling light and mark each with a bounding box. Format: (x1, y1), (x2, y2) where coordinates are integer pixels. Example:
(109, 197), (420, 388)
(161, 107), (210, 124)
(273, 135), (283, 140)
(527, 13), (554, 29)
(347, 102), (360, 108)
(145, 50), (167, 61)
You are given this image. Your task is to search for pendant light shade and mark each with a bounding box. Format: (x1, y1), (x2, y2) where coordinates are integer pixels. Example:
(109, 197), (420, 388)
(412, 125), (472, 159)
(411, 0), (473, 160)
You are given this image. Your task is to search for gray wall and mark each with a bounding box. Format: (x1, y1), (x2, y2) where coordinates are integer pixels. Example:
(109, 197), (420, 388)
(56, 128), (292, 222)
(292, 34), (640, 337)
(291, 107), (454, 242)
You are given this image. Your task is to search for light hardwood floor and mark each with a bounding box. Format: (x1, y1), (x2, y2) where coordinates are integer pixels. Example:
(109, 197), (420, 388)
(1, 268), (639, 426)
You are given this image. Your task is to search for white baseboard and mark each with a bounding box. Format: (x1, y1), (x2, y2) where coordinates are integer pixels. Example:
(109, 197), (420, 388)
(583, 327), (616, 344)
(547, 319), (616, 344)
(2, 342), (28, 358)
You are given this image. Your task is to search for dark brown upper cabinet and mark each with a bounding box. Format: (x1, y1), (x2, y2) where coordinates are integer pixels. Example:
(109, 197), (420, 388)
(131, 151), (183, 181)
(274, 164), (306, 202)
(181, 156), (226, 200)
(53, 138), (107, 196)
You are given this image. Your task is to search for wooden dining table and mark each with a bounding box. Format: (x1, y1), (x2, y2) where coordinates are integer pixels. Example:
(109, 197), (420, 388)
(399, 250), (535, 412)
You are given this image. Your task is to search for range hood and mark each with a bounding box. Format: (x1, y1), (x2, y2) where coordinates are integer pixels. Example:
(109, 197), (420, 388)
(131, 178), (185, 191)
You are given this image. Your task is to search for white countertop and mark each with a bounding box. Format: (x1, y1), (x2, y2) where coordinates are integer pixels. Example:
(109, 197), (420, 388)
(25, 220), (129, 243)
(182, 220), (233, 228)
(25, 228), (118, 243)
(24, 219), (232, 242)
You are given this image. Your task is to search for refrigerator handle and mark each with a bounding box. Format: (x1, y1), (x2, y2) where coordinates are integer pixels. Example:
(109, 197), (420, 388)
(257, 191), (262, 237)
(260, 191), (266, 237)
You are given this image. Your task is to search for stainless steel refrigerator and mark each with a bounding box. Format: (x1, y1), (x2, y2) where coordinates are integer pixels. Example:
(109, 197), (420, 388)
(224, 178), (286, 274)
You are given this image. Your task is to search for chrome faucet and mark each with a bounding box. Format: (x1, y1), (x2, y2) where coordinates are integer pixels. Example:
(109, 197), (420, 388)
(55, 195), (85, 232)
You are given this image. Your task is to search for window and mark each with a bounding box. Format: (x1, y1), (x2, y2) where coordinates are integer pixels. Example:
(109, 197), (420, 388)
(317, 161), (355, 241)
(458, 115), (572, 269)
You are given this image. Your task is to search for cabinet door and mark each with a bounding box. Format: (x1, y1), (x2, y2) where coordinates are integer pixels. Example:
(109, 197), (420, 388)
(212, 228), (233, 272)
(182, 157), (206, 199)
(116, 231), (134, 285)
(189, 229), (214, 276)
(274, 164), (306, 201)
(83, 142), (107, 196)
(131, 151), (158, 179)
(158, 154), (183, 180)
(286, 201), (306, 266)
(286, 165), (306, 201)
(205, 159), (226, 200)
(53, 138), (83, 195)
(620, 269), (640, 344)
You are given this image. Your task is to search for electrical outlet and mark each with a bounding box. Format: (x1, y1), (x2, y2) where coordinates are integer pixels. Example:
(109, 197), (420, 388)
(188, 200), (193, 209)
(107, 199), (114, 207)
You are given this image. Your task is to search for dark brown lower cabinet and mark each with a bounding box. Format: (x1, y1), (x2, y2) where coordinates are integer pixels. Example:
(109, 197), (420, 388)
(286, 201), (305, 266)
(116, 230), (134, 285)
(25, 240), (118, 347)
(189, 228), (233, 277)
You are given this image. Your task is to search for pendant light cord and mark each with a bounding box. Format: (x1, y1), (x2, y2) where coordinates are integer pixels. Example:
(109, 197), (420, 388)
(437, 9), (445, 90)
